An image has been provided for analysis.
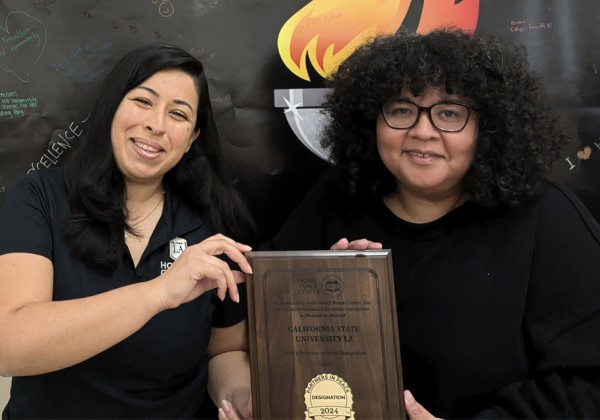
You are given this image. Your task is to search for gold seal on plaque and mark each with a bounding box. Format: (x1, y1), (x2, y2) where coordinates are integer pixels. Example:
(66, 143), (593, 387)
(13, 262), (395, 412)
(304, 373), (355, 420)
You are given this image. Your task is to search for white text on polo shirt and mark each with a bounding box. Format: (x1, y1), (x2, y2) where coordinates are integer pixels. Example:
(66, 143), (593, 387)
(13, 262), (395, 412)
(160, 261), (172, 274)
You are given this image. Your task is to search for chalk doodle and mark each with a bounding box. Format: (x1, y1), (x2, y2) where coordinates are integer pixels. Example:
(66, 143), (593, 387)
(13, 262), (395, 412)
(0, 11), (48, 83)
(564, 140), (599, 171)
(152, 0), (175, 17)
(577, 146), (592, 160)
(188, 46), (207, 55)
(188, 46), (217, 61)
(210, 94), (231, 103)
(33, 0), (57, 16)
(191, 0), (220, 16)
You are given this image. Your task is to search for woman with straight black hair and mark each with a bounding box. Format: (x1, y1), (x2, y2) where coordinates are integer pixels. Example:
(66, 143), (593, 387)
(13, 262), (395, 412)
(0, 44), (255, 419)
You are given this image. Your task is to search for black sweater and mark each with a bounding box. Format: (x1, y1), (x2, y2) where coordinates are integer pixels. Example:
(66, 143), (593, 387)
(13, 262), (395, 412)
(266, 174), (600, 419)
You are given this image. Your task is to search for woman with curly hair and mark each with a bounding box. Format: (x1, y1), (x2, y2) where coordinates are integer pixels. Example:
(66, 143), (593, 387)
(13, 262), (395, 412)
(266, 29), (600, 418)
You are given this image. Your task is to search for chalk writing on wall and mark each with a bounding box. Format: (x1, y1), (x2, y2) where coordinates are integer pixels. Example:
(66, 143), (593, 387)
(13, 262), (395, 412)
(28, 114), (89, 173)
(51, 41), (113, 83)
(0, 90), (38, 119)
(33, 0), (57, 16)
(564, 140), (600, 171)
(510, 19), (553, 33)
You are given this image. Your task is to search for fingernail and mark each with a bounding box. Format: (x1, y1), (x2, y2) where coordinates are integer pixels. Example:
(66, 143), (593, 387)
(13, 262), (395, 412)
(218, 407), (225, 419)
(405, 390), (415, 404)
(234, 292), (240, 303)
(221, 400), (231, 411)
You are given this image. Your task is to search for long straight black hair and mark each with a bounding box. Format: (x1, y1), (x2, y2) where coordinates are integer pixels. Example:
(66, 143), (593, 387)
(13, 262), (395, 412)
(62, 44), (256, 269)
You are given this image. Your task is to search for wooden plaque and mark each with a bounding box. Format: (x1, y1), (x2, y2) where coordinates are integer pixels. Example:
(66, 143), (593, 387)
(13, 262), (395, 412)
(245, 250), (405, 419)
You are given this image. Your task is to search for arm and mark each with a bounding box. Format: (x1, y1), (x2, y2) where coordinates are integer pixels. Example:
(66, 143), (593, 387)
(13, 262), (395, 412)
(207, 320), (252, 420)
(475, 184), (600, 418)
(0, 252), (163, 376)
(0, 235), (252, 377)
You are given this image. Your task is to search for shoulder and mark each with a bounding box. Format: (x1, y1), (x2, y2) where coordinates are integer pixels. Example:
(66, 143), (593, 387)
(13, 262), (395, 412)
(0, 168), (68, 256)
(2, 167), (69, 219)
(535, 181), (599, 228)
(10, 167), (65, 196)
(521, 180), (600, 247)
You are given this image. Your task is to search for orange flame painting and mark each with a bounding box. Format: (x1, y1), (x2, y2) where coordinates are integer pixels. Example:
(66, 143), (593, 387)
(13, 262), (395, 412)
(278, 0), (479, 81)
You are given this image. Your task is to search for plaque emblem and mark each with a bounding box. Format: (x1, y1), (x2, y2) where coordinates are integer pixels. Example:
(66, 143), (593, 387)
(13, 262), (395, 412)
(169, 237), (187, 260)
(322, 274), (343, 297)
(304, 373), (354, 420)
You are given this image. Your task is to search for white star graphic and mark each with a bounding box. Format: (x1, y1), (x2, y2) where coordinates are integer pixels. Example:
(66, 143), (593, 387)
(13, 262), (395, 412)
(283, 92), (304, 120)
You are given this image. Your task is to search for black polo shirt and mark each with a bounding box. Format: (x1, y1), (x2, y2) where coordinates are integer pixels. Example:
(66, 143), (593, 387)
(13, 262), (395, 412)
(0, 167), (246, 419)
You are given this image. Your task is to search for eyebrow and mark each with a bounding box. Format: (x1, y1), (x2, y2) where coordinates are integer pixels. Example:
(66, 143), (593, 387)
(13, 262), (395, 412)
(392, 97), (474, 107)
(134, 86), (195, 112)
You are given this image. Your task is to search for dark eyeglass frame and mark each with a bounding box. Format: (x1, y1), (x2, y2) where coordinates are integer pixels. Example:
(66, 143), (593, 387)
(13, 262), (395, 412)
(382, 99), (476, 132)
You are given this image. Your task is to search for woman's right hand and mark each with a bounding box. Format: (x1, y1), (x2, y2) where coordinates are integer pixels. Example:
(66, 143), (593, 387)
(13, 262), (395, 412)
(330, 237), (383, 250)
(155, 234), (253, 310)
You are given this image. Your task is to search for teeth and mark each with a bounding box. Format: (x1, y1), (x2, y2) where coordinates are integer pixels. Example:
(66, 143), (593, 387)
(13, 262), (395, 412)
(410, 151), (432, 158)
(134, 141), (160, 153)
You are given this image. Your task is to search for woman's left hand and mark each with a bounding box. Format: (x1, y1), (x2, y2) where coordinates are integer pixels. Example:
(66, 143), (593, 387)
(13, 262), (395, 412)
(218, 391), (252, 420)
(404, 390), (441, 420)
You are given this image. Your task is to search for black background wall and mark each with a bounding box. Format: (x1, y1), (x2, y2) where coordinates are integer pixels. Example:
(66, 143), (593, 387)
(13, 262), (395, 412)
(1, 0), (599, 240)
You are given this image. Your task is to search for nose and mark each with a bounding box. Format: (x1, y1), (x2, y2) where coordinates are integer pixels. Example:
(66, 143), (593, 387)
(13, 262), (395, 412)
(408, 109), (439, 140)
(145, 110), (165, 134)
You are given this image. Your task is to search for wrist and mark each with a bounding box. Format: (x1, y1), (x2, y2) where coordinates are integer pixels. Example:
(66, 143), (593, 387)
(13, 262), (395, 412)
(141, 277), (172, 313)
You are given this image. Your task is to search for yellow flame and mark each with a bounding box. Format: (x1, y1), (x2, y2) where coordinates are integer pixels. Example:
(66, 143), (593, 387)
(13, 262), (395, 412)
(278, 0), (411, 81)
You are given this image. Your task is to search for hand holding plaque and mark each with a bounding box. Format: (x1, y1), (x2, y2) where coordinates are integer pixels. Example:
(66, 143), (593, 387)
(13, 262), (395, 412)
(245, 250), (405, 419)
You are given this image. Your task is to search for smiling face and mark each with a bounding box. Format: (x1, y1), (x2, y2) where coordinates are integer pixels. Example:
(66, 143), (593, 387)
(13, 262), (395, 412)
(110, 68), (200, 186)
(376, 86), (478, 201)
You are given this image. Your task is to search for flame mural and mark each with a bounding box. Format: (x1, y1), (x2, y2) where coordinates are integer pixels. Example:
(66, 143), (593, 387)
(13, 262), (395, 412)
(275, 0), (480, 160)
(278, 0), (479, 81)
(417, 0), (479, 34)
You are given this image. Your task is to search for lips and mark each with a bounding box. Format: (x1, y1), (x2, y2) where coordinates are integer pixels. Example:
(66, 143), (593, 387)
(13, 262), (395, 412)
(406, 150), (443, 159)
(132, 139), (163, 154)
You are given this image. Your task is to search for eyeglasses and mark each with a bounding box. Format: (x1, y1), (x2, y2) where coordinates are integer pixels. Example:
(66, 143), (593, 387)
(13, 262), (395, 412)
(382, 100), (476, 132)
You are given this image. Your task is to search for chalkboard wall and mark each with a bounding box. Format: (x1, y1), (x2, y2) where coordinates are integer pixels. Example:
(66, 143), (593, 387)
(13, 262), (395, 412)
(1, 0), (599, 239)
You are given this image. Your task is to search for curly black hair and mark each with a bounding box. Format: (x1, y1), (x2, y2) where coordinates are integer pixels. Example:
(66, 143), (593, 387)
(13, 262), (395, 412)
(321, 28), (570, 207)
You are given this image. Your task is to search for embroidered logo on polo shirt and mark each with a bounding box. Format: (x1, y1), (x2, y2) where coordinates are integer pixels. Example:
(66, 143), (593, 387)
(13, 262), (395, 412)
(161, 237), (188, 274)
(169, 237), (187, 261)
